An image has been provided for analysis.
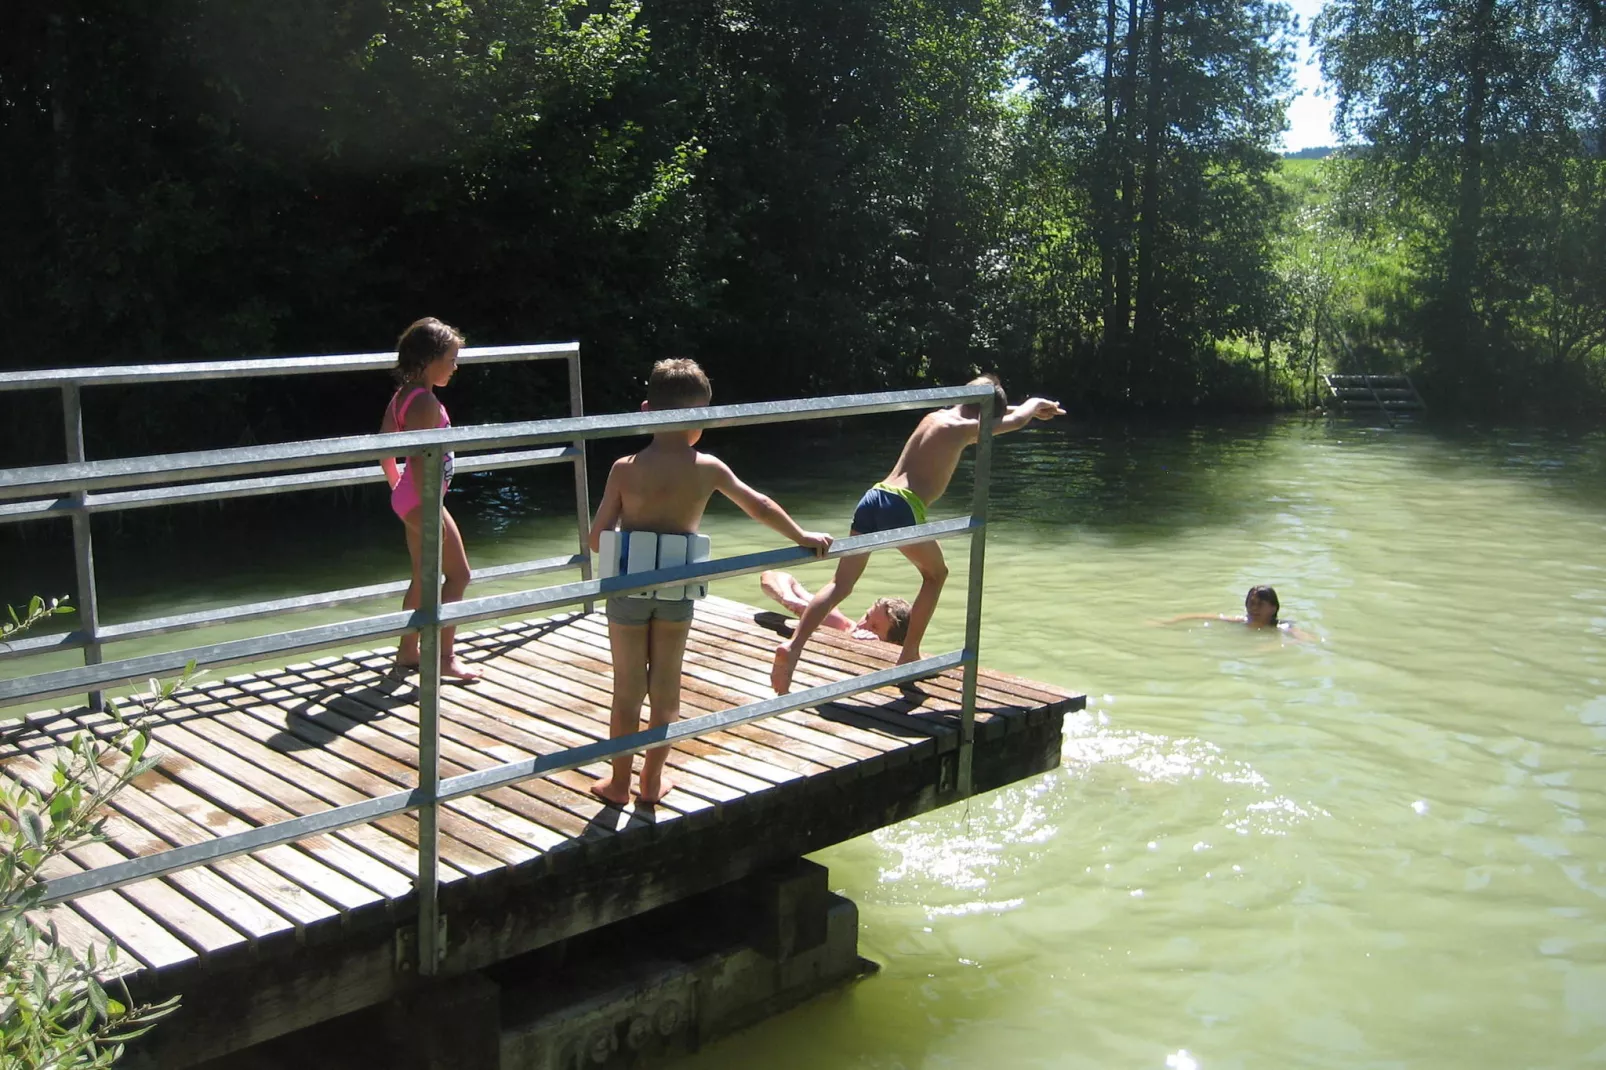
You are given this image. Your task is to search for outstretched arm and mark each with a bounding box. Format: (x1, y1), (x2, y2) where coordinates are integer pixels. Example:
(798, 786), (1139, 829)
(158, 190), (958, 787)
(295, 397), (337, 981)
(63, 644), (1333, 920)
(1156, 613), (1241, 625)
(712, 461), (832, 555)
(994, 398), (1066, 436)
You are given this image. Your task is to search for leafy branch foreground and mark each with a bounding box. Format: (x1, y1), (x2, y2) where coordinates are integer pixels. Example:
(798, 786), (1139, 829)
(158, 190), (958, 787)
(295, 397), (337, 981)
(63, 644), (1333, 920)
(1, 598), (185, 1069)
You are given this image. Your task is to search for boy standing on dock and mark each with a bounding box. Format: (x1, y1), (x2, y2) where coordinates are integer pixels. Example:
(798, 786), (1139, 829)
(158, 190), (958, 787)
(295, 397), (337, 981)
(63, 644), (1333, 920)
(770, 374), (1063, 695)
(587, 359), (832, 805)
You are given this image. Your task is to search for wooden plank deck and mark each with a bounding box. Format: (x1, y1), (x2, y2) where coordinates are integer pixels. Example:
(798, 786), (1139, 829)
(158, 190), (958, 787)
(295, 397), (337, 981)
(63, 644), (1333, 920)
(1, 596), (1083, 1068)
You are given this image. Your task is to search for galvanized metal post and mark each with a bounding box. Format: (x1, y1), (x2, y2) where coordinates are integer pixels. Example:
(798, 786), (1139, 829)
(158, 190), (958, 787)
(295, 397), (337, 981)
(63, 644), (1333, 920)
(567, 352), (595, 613)
(414, 447), (445, 974)
(61, 385), (104, 711)
(957, 394), (995, 798)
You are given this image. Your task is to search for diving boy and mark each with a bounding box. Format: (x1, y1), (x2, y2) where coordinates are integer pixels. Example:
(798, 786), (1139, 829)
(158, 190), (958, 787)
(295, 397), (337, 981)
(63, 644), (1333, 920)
(770, 374), (1064, 694)
(587, 359), (832, 805)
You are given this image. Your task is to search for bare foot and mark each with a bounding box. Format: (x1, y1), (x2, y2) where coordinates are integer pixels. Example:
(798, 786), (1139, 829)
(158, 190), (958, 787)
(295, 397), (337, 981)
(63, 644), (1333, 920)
(441, 657), (481, 682)
(895, 648), (923, 666)
(636, 774), (675, 806)
(759, 570), (788, 604)
(759, 571), (808, 617)
(390, 656), (420, 677)
(589, 777), (631, 806)
(771, 642), (800, 695)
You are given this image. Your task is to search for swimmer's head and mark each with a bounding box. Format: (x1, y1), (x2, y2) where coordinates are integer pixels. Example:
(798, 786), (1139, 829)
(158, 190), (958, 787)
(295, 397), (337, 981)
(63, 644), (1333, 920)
(960, 373), (1008, 421)
(644, 358), (713, 443)
(862, 597), (912, 643)
(1245, 585), (1280, 627)
(395, 317), (465, 386)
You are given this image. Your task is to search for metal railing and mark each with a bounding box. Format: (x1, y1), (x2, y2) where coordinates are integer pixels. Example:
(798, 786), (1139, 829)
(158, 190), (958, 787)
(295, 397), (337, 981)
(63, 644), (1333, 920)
(0, 344), (595, 712)
(0, 376), (997, 975)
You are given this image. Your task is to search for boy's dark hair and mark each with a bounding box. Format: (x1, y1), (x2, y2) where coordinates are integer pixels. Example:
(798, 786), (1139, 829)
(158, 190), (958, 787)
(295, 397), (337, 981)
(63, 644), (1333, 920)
(647, 358), (713, 409)
(1245, 585), (1280, 619)
(960, 372), (1008, 420)
(394, 317), (465, 384)
(875, 597), (912, 644)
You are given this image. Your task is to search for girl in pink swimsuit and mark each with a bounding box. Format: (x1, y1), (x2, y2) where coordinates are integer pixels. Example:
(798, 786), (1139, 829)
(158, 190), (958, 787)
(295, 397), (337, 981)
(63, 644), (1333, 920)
(380, 317), (480, 681)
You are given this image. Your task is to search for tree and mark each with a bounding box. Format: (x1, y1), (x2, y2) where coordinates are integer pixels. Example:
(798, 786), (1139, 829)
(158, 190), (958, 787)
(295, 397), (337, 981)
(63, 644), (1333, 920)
(1315, 0), (1605, 404)
(1, 597), (183, 1068)
(1024, 0), (1296, 404)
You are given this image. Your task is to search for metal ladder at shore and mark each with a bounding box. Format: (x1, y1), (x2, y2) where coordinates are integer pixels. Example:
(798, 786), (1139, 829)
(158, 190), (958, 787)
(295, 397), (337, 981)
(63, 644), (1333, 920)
(1321, 373), (1426, 425)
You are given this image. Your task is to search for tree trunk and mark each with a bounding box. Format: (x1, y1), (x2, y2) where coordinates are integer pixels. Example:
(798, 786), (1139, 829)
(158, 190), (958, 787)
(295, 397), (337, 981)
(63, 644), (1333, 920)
(1596, 71), (1605, 161)
(1098, 0), (1120, 342)
(1132, 0), (1165, 392)
(47, 9), (70, 191)
(1111, 0), (1144, 391)
(1262, 333), (1273, 400)
(1443, 0), (1494, 383)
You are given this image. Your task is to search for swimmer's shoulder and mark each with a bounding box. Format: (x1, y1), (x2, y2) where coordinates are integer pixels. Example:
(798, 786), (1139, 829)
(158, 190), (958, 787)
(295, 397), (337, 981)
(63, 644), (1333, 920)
(907, 409), (977, 452)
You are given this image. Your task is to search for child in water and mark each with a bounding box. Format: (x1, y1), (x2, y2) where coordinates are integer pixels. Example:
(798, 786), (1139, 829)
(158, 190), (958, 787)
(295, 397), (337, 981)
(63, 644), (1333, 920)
(1165, 585), (1313, 640)
(587, 359), (832, 805)
(380, 317), (480, 681)
(770, 373), (1064, 694)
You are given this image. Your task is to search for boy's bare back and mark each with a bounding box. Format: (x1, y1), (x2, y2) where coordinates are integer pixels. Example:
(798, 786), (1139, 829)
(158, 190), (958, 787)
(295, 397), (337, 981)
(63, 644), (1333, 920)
(880, 409), (984, 507)
(606, 441), (726, 534)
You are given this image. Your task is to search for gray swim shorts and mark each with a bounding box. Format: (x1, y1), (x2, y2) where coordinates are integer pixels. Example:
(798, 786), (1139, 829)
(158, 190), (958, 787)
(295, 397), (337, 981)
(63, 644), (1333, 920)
(606, 596), (695, 626)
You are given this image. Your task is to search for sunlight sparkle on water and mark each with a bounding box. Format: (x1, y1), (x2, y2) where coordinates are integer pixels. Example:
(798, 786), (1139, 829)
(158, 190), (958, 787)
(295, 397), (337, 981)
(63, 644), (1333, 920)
(1062, 723), (1327, 836)
(927, 898), (1027, 917)
(1165, 1050), (1199, 1070)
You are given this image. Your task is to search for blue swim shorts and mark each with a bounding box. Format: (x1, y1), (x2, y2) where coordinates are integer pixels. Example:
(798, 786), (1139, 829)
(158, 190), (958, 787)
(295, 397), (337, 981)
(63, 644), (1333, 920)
(851, 482), (929, 534)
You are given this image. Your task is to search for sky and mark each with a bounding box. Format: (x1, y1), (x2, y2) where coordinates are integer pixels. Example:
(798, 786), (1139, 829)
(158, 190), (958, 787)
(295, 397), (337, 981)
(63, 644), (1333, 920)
(1282, 0), (1339, 150)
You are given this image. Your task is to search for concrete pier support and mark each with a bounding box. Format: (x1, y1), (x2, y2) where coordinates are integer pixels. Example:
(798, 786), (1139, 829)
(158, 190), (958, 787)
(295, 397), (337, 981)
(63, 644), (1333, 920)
(384, 972), (502, 1070)
(197, 859), (873, 1070)
(498, 858), (873, 1070)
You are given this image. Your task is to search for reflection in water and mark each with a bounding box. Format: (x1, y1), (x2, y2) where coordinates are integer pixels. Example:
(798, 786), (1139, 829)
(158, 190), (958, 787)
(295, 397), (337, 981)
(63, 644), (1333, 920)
(6, 416), (1606, 1068)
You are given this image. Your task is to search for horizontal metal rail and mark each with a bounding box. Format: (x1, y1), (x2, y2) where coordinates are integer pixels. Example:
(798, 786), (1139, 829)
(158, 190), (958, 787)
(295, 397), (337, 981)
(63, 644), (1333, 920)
(0, 553), (586, 661)
(0, 342), (579, 392)
(0, 387), (991, 502)
(0, 446), (579, 524)
(29, 651), (963, 907)
(0, 521), (974, 709)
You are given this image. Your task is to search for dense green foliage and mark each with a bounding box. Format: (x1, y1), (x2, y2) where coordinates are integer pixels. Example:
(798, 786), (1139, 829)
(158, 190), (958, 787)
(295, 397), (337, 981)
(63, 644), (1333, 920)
(1, 0), (1603, 438)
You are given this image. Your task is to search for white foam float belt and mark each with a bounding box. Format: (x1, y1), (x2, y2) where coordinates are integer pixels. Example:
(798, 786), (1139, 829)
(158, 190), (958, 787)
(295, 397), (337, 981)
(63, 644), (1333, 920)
(597, 530), (713, 600)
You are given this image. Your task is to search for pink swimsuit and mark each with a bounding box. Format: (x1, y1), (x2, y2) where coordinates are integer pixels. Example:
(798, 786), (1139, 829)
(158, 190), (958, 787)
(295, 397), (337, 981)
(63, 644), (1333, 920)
(388, 386), (454, 518)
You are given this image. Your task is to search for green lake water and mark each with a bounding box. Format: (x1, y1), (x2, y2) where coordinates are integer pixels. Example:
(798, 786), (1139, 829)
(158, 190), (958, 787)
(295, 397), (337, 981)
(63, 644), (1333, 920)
(8, 415), (1606, 1068)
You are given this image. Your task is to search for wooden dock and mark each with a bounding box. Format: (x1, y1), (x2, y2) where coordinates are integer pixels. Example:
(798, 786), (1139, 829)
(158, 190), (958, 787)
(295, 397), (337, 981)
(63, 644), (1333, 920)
(3, 596), (1082, 1068)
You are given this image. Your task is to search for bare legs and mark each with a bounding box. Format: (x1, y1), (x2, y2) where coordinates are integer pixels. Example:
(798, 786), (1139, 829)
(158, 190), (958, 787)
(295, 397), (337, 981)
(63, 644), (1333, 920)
(640, 618), (690, 803)
(770, 552), (871, 694)
(397, 506), (480, 680)
(591, 616), (691, 806)
(769, 543), (948, 693)
(592, 622), (647, 805)
(759, 570), (857, 633)
(892, 540), (947, 664)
